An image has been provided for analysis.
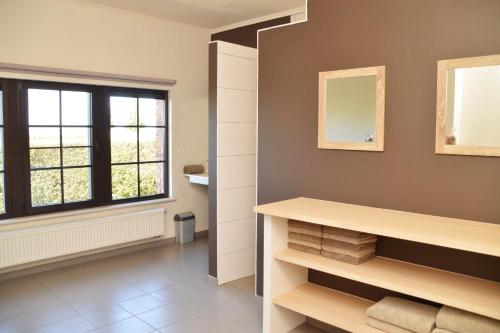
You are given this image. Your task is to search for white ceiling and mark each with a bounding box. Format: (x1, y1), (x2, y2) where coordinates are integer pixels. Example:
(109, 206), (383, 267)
(84, 0), (305, 29)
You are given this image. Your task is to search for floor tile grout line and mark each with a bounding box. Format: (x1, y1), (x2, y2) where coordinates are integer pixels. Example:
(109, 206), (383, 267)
(152, 314), (192, 331)
(116, 301), (165, 316)
(3, 275), (70, 322)
(127, 314), (155, 332)
(15, 265), (150, 331)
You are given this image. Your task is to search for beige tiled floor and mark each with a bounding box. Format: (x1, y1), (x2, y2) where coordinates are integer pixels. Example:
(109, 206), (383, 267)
(0, 238), (330, 333)
(0, 238), (263, 333)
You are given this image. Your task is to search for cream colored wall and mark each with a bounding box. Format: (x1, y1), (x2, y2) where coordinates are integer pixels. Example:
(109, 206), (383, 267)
(0, 0), (210, 239)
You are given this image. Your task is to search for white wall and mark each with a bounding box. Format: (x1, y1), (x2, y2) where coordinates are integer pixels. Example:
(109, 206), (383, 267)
(0, 0), (210, 240)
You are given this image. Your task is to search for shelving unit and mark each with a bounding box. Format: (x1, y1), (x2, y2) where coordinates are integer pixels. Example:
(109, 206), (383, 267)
(256, 197), (500, 256)
(255, 197), (500, 333)
(275, 248), (500, 320)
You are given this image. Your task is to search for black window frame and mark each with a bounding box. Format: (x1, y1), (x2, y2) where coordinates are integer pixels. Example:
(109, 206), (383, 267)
(0, 78), (169, 219)
(1, 79), (19, 220)
(107, 87), (169, 205)
(0, 80), (8, 219)
(22, 81), (97, 215)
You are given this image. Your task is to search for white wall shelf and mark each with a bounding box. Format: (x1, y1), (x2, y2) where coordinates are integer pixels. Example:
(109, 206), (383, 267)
(184, 173), (209, 186)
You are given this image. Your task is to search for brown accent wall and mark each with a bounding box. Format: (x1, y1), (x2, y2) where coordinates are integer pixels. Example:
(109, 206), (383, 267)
(257, 0), (500, 298)
(211, 16), (291, 48)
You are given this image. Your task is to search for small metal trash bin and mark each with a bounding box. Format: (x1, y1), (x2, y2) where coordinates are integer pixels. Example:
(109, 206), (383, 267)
(174, 212), (195, 244)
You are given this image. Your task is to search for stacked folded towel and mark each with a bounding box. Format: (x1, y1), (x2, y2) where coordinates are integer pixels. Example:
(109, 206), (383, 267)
(183, 164), (204, 174)
(366, 297), (439, 333)
(288, 220), (323, 255)
(321, 226), (377, 264)
(433, 306), (500, 333)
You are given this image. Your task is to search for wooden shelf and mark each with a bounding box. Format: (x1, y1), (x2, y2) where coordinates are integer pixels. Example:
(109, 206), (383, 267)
(274, 248), (500, 320)
(289, 323), (330, 333)
(274, 283), (383, 333)
(255, 197), (500, 257)
(261, 198), (500, 332)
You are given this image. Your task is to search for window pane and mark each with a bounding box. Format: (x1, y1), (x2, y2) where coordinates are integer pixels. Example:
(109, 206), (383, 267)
(139, 98), (165, 126)
(62, 127), (90, 147)
(0, 90), (3, 126)
(112, 164), (138, 200)
(64, 167), (91, 203)
(140, 163), (164, 196)
(30, 148), (60, 169)
(0, 174), (4, 214)
(62, 91), (91, 125)
(31, 170), (61, 206)
(111, 96), (137, 126)
(111, 127), (137, 163)
(28, 89), (60, 125)
(29, 127), (60, 148)
(0, 128), (3, 170)
(139, 128), (165, 162)
(0, 91), (3, 213)
(63, 148), (90, 166)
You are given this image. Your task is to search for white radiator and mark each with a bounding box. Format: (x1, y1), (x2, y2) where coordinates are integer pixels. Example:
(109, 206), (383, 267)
(0, 208), (165, 269)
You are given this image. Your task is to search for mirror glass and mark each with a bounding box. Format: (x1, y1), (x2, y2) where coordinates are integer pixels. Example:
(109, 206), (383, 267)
(324, 75), (377, 143)
(318, 66), (385, 151)
(444, 65), (500, 147)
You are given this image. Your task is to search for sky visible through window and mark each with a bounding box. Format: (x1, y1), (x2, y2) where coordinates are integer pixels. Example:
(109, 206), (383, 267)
(28, 91), (164, 144)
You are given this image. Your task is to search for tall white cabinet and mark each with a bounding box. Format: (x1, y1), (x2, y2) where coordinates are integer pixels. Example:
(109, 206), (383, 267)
(209, 41), (257, 285)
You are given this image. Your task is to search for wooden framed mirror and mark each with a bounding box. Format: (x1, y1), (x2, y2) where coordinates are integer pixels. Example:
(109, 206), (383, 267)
(436, 54), (500, 157)
(318, 66), (385, 151)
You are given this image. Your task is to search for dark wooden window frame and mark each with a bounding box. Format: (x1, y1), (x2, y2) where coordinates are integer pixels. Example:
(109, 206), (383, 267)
(108, 87), (169, 205)
(0, 82), (6, 218)
(0, 79), (169, 219)
(22, 81), (95, 215)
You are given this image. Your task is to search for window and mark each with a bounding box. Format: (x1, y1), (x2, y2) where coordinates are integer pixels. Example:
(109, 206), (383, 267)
(110, 94), (167, 201)
(0, 79), (169, 219)
(27, 88), (93, 207)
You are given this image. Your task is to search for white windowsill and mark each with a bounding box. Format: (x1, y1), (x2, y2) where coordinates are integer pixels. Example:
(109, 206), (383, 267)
(0, 197), (176, 227)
